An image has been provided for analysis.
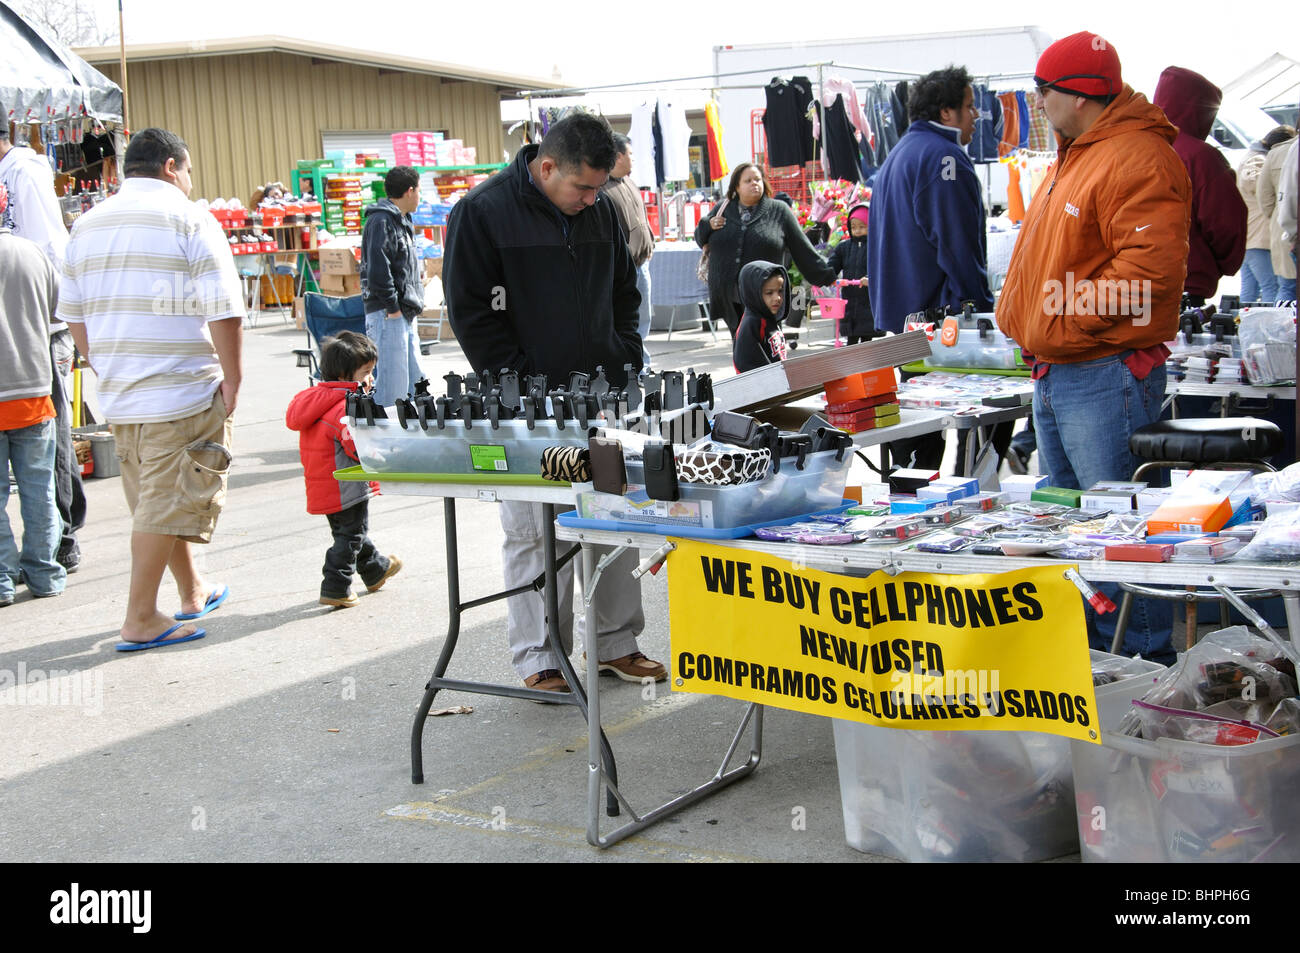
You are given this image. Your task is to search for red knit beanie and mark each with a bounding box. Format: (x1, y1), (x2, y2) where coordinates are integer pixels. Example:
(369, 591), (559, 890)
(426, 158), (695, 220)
(1035, 32), (1122, 99)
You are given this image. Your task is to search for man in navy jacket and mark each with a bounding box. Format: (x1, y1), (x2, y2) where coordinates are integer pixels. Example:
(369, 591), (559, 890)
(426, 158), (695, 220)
(867, 66), (993, 332)
(867, 66), (996, 470)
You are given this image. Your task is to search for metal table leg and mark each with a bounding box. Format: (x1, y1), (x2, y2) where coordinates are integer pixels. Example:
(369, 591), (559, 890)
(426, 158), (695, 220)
(410, 500), (620, 818)
(579, 541), (764, 848)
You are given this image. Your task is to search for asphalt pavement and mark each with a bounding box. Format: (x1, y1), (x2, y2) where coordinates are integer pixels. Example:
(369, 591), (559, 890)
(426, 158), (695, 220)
(0, 311), (925, 863)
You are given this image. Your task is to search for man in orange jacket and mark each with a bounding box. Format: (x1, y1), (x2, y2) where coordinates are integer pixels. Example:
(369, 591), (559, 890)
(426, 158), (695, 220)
(997, 32), (1191, 661)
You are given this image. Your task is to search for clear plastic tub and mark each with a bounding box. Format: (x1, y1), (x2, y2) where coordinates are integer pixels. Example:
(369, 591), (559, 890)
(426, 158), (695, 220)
(831, 720), (1078, 862)
(349, 416), (590, 477)
(831, 651), (1166, 862)
(1070, 676), (1300, 863)
(573, 447), (852, 529)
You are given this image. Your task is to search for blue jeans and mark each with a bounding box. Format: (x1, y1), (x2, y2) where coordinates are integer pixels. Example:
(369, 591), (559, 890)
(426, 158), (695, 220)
(1240, 248), (1278, 304)
(1277, 275), (1297, 301)
(0, 419), (66, 600)
(1035, 355), (1173, 661)
(635, 261), (653, 368)
(364, 310), (423, 407)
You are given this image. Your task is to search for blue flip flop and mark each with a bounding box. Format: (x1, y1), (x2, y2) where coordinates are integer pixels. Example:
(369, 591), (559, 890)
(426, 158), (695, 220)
(116, 623), (206, 652)
(174, 585), (230, 621)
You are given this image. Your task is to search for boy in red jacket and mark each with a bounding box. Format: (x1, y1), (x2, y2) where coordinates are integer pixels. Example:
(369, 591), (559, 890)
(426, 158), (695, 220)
(286, 331), (401, 608)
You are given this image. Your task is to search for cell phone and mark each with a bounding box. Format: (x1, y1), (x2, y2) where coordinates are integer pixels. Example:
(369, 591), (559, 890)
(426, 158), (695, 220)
(588, 436), (627, 495)
(642, 440), (679, 501)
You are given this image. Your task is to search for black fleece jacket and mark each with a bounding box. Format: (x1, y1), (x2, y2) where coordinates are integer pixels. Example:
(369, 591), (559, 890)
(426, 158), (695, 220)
(360, 199), (424, 318)
(442, 144), (642, 388)
(733, 260), (790, 373)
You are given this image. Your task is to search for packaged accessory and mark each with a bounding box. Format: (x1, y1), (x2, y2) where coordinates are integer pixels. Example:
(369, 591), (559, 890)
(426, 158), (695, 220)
(541, 445), (591, 483)
(676, 443), (772, 486)
(642, 440), (679, 501)
(589, 436), (628, 495)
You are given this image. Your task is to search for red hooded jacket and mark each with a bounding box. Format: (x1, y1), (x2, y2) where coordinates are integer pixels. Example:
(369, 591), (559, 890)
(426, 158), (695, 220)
(1153, 67), (1247, 297)
(285, 381), (377, 515)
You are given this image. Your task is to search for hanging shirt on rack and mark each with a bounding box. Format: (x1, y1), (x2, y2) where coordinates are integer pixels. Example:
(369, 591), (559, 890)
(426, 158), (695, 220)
(1005, 160), (1026, 224)
(629, 104), (658, 189)
(651, 103), (666, 188)
(704, 100), (730, 182)
(997, 92), (1020, 157)
(822, 77), (872, 145)
(969, 85), (1003, 163)
(657, 97), (693, 183)
(1027, 101), (1054, 153)
(1015, 91), (1030, 149)
(762, 76), (816, 167)
(818, 97), (863, 183)
(864, 82), (903, 166)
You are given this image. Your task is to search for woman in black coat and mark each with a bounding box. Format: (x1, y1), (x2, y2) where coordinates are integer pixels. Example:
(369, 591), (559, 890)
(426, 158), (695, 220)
(694, 162), (836, 338)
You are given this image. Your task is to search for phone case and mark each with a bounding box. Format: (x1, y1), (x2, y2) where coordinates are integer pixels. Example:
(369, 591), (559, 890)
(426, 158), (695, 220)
(588, 436), (628, 495)
(710, 411), (760, 448)
(643, 440), (680, 501)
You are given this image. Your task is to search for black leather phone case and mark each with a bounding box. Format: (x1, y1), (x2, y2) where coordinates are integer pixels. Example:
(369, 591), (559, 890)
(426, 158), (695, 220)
(589, 436), (627, 495)
(642, 440), (679, 501)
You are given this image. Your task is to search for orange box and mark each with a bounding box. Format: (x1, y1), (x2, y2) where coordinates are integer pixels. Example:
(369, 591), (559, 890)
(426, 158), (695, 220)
(1145, 498), (1233, 535)
(825, 366), (898, 404)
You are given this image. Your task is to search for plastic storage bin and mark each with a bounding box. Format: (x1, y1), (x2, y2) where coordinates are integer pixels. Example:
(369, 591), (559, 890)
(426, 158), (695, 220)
(72, 425), (119, 478)
(572, 446), (852, 529)
(1071, 676), (1300, 863)
(831, 650), (1166, 862)
(831, 720), (1078, 862)
(349, 417), (589, 477)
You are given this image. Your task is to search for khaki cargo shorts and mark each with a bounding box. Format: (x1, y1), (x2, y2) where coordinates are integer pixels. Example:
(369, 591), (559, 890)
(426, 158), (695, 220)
(115, 393), (234, 544)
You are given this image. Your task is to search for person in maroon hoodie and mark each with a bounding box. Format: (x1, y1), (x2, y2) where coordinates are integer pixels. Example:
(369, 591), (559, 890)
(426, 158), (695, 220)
(286, 331), (402, 608)
(1153, 66), (1247, 305)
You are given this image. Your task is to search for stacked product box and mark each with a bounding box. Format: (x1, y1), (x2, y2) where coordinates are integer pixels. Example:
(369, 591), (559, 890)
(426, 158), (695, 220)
(824, 367), (900, 432)
(324, 174), (363, 235)
(391, 131), (442, 167)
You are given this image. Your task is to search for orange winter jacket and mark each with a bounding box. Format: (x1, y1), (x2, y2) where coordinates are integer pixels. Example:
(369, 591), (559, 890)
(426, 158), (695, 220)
(996, 87), (1191, 364)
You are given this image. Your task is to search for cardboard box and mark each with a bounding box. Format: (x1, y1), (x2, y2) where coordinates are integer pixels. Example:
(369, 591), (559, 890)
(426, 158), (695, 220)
(318, 241), (361, 275)
(418, 308), (455, 341)
(293, 296), (306, 329)
(317, 273), (361, 296)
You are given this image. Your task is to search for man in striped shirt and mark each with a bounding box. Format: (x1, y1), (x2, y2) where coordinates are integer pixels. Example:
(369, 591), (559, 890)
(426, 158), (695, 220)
(61, 128), (244, 651)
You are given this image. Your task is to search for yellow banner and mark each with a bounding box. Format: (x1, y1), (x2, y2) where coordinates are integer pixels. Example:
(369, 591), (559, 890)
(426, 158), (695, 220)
(666, 539), (1100, 743)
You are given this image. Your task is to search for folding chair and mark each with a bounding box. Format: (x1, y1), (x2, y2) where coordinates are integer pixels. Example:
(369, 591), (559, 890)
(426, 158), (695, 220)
(292, 292), (368, 384)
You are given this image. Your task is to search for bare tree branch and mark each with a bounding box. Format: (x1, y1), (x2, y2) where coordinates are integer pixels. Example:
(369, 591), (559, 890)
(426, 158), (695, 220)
(11, 0), (118, 48)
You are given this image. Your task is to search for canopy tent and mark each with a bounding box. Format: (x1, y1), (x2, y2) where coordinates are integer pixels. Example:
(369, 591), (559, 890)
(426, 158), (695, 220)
(1, 0), (123, 125)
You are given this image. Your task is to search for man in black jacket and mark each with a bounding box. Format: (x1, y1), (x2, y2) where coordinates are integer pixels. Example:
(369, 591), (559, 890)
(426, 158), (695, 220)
(360, 166), (424, 406)
(444, 113), (664, 694)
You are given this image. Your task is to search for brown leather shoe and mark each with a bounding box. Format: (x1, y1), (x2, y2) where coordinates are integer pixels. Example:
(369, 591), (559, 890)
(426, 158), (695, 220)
(366, 555), (403, 593)
(523, 669), (570, 693)
(319, 590), (359, 608)
(597, 652), (667, 683)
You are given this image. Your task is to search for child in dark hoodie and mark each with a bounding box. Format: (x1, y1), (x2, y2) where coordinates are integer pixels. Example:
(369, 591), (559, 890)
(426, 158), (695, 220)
(825, 203), (874, 345)
(285, 331), (402, 609)
(732, 260), (790, 372)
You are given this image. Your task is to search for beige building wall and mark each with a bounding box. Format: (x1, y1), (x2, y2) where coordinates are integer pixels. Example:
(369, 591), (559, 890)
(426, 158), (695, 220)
(93, 51), (507, 201)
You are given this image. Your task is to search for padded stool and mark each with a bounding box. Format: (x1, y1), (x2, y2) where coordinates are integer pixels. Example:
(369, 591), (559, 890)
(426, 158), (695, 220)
(1127, 417), (1282, 481)
(1110, 417), (1284, 654)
